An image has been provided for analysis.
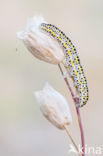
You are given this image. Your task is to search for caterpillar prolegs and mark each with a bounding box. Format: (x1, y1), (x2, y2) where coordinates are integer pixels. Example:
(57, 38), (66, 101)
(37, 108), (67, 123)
(41, 23), (89, 107)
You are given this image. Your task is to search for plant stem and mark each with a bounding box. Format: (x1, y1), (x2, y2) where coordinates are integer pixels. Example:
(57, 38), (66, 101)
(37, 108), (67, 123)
(64, 125), (82, 156)
(58, 64), (85, 156)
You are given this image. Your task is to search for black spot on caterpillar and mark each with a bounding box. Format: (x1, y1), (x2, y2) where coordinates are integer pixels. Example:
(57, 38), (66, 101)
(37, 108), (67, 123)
(41, 23), (89, 107)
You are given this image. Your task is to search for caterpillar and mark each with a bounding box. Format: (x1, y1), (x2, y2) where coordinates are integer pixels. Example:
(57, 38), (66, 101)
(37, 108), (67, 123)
(41, 23), (89, 107)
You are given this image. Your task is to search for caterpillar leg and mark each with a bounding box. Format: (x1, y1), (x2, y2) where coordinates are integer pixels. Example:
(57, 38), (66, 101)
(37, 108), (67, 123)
(73, 96), (79, 106)
(76, 103), (81, 107)
(62, 71), (68, 78)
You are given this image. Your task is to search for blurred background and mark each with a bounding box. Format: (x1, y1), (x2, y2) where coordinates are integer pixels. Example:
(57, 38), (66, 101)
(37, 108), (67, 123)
(0, 0), (103, 155)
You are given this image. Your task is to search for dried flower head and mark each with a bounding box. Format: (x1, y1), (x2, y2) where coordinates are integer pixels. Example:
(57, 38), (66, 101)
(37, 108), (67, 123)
(35, 83), (72, 129)
(17, 16), (65, 64)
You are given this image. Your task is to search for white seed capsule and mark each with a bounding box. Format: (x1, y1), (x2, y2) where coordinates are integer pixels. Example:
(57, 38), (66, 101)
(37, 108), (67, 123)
(17, 16), (65, 64)
(34, 83), (72, 129)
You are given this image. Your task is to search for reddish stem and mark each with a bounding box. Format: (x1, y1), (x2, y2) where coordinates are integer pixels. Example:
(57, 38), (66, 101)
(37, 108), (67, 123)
(58, 64), (85, 156)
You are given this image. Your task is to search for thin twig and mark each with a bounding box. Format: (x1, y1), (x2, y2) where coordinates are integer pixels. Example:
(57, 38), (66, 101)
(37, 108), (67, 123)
(58, 64), (85, 156)
(64, 125), (82, 156)
(76, 108), (85, 156)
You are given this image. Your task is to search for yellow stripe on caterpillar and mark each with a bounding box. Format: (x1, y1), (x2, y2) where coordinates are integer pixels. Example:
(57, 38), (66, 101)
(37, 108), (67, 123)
(41, 23), (89, 107)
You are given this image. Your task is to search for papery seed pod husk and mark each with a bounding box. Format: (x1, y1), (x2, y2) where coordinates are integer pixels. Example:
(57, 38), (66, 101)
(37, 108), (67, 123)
(35, 83), (72, 129)
(17, 16), (65, 64)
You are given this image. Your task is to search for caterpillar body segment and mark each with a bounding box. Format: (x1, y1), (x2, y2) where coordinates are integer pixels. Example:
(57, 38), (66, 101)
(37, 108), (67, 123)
(41, 23), (89, 107)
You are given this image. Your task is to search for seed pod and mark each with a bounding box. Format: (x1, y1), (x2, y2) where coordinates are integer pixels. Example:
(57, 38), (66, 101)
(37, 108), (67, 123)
(35, 83), (72, 129)
(17, 16), (65, 64)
